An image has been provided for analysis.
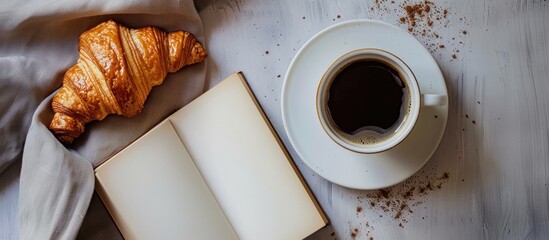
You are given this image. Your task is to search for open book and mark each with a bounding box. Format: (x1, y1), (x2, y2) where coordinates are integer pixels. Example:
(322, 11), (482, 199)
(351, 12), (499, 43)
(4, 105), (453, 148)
(94, 72), (328, 240)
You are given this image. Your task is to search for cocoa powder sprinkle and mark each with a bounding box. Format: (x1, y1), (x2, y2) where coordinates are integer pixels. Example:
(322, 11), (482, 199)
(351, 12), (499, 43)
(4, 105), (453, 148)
(367, 0), (466, 60)
(379, 189), (390, 198)
(355, 167), (451, 230)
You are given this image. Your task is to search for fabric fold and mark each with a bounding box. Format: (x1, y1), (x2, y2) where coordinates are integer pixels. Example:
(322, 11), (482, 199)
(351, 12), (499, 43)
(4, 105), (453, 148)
(19, 95), (95, 239)
(1, 0), (207, 238)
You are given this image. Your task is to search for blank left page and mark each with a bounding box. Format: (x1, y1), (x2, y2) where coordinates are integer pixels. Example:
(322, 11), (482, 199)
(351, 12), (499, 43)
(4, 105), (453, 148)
(95, 121), (238, 240)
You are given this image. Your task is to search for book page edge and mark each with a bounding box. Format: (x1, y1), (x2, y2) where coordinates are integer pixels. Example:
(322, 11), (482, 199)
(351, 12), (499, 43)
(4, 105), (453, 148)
(95, 175), (134, 239)
(235, 72), (329, 225)
(94, 118), (170, 171)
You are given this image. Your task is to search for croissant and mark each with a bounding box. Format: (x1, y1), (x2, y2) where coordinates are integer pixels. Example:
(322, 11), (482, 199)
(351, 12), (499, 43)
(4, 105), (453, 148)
(49, 20), (207, 144)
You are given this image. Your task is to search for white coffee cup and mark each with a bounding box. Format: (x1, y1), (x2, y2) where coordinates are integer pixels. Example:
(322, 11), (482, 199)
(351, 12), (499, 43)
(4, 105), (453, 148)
(316, 48), (446, 154)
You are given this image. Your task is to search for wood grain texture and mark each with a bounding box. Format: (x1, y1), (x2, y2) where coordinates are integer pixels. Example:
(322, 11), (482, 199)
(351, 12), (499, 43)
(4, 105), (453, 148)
(1, 0), (548, 239)
(196, 0), (549, 239)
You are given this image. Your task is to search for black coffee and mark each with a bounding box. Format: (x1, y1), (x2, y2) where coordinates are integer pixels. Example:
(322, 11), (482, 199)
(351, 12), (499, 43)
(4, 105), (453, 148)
(327, 60), (405, 134)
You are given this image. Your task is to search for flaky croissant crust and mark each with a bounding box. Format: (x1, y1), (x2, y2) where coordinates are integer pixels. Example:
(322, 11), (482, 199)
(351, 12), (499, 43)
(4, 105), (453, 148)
(49, 20), (207, 144)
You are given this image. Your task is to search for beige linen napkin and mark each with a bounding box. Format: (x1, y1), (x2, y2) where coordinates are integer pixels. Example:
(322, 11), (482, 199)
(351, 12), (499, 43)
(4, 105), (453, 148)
(0, 0), (206, 238)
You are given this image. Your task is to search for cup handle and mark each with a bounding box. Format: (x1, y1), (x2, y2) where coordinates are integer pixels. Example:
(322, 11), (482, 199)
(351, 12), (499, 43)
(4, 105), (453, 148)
(421, 94), (447, 106)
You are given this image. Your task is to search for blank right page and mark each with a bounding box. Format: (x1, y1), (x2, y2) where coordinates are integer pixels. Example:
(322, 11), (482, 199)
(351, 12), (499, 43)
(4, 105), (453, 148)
(169, 73), (327, 240)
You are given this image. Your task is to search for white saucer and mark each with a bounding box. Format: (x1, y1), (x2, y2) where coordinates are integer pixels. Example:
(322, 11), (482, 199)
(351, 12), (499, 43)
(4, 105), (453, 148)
(281, 20), (448, 190)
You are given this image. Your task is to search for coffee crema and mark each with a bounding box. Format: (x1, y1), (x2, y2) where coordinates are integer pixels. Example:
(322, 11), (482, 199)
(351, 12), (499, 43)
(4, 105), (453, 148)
(326, 60), (408, 143)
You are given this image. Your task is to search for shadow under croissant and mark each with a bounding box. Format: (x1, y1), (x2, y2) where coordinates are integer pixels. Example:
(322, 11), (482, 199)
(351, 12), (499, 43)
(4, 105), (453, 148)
(48, 20), (207, 145)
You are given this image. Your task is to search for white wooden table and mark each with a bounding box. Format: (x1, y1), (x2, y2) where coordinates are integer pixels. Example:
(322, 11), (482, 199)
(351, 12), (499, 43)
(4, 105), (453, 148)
(1, 0), (548, 239)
